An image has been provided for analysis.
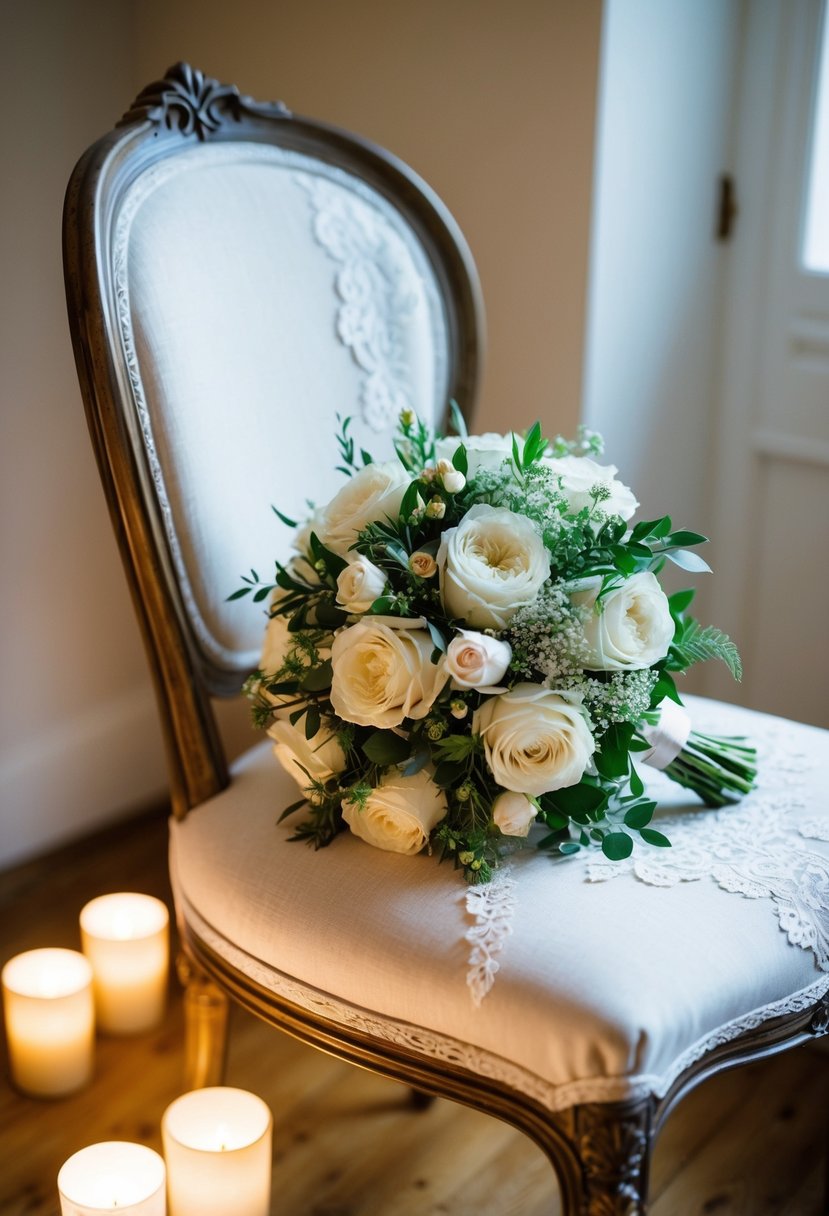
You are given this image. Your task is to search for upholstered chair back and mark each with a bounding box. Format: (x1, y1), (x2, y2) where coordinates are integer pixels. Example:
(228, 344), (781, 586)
(64, 64), (482, 811)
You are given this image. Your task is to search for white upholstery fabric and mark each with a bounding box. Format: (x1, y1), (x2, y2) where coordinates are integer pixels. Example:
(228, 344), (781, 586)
(120, 144), (449, 669)
(170, 696), (829, 1109)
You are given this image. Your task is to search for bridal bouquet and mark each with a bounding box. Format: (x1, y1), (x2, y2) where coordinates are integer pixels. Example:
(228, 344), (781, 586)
(232, 409), (756, 883)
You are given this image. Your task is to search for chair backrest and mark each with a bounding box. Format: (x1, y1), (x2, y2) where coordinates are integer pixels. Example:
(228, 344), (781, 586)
(64, 62), (483, 816)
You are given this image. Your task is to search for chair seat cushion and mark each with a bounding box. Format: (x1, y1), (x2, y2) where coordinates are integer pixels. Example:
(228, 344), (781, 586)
(169, 695), (829, 1111)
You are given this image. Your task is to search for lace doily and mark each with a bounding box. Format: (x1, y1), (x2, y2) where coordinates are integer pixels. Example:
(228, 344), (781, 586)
(584, 719), (829, 973)
(464, 867), (516, 1006)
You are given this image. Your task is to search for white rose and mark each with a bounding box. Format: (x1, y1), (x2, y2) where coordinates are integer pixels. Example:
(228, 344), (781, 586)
(571, 572), (674, 670)
(492, 791), (537, 837)
(439, 504), (549, 629)
(342, 770), (447, 855)
(268, 719), (347, 790)
(336, 556), (387, 613)
(545, 455), (638, 521)
(318, 461), (409, 555)
(473, 683), (595, 796)
(434, 432), (513, 477)
(446, 629), (512, 691)
(330, 621), (448, 728)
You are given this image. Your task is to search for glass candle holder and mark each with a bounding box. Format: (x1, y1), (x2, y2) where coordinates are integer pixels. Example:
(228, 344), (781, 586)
(2, 948), (94, 1097)
(162, 1087), (272, 1216)
(58, 1141), (166, 1214)
(80, 894), (169, 1034)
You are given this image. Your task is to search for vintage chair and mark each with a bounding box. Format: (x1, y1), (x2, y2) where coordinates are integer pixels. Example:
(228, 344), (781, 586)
(64, 63), (829, 1214)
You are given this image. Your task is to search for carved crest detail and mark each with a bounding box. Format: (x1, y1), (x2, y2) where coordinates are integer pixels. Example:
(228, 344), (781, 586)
(119, 61), (290, 139)
(576, 1101), (652, 1216)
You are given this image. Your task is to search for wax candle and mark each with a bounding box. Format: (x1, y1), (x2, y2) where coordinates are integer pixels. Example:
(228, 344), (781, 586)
(2, 948), (94, 1097)
(162, 1087), (272, 1216)
(80, 894), (169, 1034)
(58, 1141), (166, 1215)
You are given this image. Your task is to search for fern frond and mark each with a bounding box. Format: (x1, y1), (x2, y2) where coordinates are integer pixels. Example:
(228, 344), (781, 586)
(672, 622), (743, 681)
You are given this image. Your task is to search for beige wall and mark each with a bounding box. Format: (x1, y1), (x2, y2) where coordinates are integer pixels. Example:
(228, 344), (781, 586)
(0, 0), (602, 866)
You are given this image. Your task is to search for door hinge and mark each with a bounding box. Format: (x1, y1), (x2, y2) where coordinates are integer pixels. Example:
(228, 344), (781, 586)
(716, 174), (738, 242)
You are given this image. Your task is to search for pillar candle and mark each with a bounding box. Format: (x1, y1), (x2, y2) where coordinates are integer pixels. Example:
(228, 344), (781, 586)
(80, 894), (169, 1034)
(2, 948), (94, 1097)
(162, 1088), (272, 1216)
(58, 1141), (166, 1215)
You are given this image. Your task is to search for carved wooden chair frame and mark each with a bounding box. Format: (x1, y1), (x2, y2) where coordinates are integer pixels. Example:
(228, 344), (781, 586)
(63, 64), (829, 1215)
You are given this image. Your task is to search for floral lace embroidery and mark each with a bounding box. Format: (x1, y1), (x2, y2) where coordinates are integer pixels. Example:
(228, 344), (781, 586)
(586, 718), (829, 972)
(297, 176), (422, 431)
(464, 867), (516, 1006)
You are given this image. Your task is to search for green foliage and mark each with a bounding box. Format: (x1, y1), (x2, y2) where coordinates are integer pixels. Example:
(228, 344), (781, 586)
(669, 619), (743, 681)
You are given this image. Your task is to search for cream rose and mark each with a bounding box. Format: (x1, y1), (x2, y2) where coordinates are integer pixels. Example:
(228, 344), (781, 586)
(336, 556), (387, 613)
(492, 791), (538, 837)
(330, 621), (448, 728)
(434, 432), (513, 477)
(439, 505), (549, 629)
(545, 455), (639, 521)
(268, 719), (347, 791)
(318, 461), (409, 555)
(571, 572), (674, 670)
(341, 770), (447, 855)
(473, 683), (595, 796)
(446, 629), (512, 691)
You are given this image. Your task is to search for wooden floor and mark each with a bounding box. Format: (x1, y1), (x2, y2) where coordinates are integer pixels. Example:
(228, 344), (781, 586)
(0, 808), (826, 1216)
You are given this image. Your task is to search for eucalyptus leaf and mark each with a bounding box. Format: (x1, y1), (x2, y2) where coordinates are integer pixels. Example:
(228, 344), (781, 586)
(601, 832), (634, 861)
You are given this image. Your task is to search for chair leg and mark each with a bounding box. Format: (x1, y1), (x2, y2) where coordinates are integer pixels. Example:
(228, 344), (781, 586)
(572, 1098), (653, 1216)
(176, 952), (230, 1089)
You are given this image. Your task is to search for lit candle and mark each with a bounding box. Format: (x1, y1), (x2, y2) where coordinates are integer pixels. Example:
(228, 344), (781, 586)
(162, 1088), (272, 1216)
(80, 894), (169, 1034)
(58, 1141), (166, 1215)
(2, 948), (94, 1097)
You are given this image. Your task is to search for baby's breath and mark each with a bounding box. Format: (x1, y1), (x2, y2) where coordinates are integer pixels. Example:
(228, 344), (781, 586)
(506, 582), (587, 683)
(565, 669), (659, 733)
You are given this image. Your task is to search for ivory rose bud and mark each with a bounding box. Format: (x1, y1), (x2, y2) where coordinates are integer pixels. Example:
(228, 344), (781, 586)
(342, 770), (447, 855)
(436, 458), (466, 495)
(545, 455), (638, 521)
(446, 630), (512, 691)
(268, 719), (347, 790)
(336, 556), (387, 613)
(409, 551), (438, 579)
(318, 461), (409, 555)
(439, 505), (549, 629)
(492, 791), (537, 838)
(572, 572), (674, 670)
(330, 621), (448, 728)
(473, 683), (595, 796)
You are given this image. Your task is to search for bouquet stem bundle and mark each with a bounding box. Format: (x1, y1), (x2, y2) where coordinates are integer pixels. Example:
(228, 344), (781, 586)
(664, 732), (757, 807)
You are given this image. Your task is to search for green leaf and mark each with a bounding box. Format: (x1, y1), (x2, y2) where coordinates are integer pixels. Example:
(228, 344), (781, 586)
(539, 783), (608, 817)
(252, 585), (273, 603)
(452, 444), (469, 476)
(558, 841), (581, 856)
(629, 766), (644, 797)
(511, 432), (522, 471)
(368, 596), (398, 615)
(277, 798), (308, 823)
(271, 505), (298, 528)
(433, 760), (465, 788)
(400, 479), (423, 522)
(448, 398), (468, 439)
(362, 730), (411, 766)
(426, 621), (448, 653)
(631, 515), (671, 542)
(623, 801), (656, 829)
(226, 587), (252, 601)
(668, 588), (696, 616)
(314, 601), (349, 629)
(601, 832), (634, 861)
(665, 548), (712, 573)
(304, 704), (321, 740)
(300, 659), (333, 692)
(667, 530), (708, 547)
(640, 827), (672, 848)
(542, 809), (570, 831)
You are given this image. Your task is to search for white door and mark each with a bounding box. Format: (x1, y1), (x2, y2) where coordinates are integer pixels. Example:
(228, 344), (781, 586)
(706, 0), (829, 729)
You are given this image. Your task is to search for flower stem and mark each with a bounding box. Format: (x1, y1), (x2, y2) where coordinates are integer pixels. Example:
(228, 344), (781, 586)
(664, 731), (757, 806)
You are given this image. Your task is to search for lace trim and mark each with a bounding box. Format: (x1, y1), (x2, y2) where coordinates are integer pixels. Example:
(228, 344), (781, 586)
(172, 859), (829, 1114)
(297, 176), (434, 432)
(464, 867), (516, 1006)
(586, 717), (829, 972)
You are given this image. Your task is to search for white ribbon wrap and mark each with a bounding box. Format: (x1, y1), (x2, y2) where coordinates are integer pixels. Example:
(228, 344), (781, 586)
(640, 699), (692, 770)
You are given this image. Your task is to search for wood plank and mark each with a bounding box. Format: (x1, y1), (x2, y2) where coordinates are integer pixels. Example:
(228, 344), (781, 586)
(0, 809), (826, 1215)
